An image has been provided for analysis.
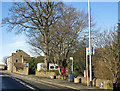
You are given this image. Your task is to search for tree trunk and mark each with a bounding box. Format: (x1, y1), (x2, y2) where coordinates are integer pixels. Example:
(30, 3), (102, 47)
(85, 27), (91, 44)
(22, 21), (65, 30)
(56, 54), (62, 75)
(58, 67), (62, 75)
(44, 35), (49, 70)
(43, 17), (50, 70)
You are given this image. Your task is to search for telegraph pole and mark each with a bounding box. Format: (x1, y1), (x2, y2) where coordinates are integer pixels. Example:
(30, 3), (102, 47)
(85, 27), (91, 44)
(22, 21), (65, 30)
(88, 0), (92, 86)
(86, 48), (89, 86)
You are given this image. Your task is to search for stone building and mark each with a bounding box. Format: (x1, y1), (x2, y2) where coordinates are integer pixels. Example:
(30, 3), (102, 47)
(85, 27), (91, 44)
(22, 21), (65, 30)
(0, 61), (6, 70)
(7, 49), (30, 74)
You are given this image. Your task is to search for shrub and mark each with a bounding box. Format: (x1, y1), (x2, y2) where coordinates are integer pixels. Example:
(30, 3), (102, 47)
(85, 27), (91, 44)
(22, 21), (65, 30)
(14, 63), (25, 70)
(113, 78), (120, 90)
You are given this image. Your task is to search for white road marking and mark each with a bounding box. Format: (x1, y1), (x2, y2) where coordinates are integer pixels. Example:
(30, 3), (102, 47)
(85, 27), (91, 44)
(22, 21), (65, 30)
(13, 75), (60, 89)
(33, 80), (59, 89)
(0, 75), (9, 77)
(0, 75), (4, 76)
(3, 74), (60, 89)
(13, 78), (35, 90)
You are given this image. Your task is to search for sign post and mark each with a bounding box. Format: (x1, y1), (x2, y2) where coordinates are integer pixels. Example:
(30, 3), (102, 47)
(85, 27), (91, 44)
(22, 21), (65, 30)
(70, 57), (73, 73)
(86, 48), (89, 86)
(86, 47), (95, 55)
(86, 47), (95, 86)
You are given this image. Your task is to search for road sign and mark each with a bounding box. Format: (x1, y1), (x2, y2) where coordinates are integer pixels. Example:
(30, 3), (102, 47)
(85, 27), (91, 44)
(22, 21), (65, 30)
(25, 63), (29, 65)
(70, 57), (74, 73)
(24, 63), (29, 67)
(70, 57), (73, 61)
(86, 47), (95, 55)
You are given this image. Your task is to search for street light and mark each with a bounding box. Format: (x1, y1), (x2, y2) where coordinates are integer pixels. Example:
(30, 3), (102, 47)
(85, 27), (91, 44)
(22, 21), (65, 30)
(88, 0), (92, 86)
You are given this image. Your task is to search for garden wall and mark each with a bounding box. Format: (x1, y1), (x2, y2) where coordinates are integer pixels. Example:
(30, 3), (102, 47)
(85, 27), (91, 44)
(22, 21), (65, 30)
(35, 71), (56, 78)
(14, 66), (29, 75)
(77, 77), (113, 89)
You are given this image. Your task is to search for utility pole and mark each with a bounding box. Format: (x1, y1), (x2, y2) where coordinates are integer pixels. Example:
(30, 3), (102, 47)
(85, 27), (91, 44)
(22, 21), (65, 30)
(88, 0), (92, 86)
(86, 48), (89, 86)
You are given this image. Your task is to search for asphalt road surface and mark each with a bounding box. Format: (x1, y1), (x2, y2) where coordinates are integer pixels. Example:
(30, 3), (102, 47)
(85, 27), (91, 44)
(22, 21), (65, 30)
(0, 70), (78, 91)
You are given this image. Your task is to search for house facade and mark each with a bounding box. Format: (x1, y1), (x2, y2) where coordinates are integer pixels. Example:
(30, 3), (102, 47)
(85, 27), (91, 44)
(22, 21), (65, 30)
(7, 49), (30, 73)
(0, 61), (6, 70)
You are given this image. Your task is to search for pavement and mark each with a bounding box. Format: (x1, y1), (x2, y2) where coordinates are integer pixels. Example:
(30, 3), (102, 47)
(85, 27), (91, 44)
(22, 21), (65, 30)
(2, 70), (105, 90)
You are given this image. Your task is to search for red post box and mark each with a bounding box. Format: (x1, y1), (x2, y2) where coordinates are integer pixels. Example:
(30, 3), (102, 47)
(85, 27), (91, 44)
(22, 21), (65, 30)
(61, 68), (65, 73)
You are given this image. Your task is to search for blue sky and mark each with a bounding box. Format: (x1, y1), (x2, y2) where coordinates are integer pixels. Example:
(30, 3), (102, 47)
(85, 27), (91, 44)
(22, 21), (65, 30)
(0, 1), (118, 62)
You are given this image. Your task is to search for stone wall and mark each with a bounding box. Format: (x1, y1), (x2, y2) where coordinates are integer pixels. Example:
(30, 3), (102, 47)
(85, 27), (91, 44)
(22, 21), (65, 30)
(12, 50), (30, 63)
(77, 77), (113, 89)
(7, 56), (13, 72)
(77, 77), (90, 85)
(35, 71), (56, 78)
(94, 78), (113, 89)
(14, 66), (29, 75)
(7, 50), (31, 73)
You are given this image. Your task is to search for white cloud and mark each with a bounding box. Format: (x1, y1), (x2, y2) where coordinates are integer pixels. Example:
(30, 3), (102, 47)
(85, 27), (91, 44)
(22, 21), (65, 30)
(8, 41), (26, 48)
(13, 34), (26, 41)
(6, 34), (27, 48)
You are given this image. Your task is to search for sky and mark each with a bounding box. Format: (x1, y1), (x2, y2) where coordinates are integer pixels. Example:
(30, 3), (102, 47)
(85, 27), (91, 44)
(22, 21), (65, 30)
(0, 1), (119, 62)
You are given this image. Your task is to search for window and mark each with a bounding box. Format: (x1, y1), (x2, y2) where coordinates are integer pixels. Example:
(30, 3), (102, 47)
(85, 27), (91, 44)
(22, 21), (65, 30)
(20, 55), (22, 57)
(16, 60), (18, 63)
(50, 66), (54, 69)
(55, 66), (58, 69)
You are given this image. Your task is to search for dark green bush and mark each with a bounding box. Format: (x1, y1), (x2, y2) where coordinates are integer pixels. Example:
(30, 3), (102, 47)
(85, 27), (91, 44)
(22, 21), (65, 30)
(113, 78), (120, 91)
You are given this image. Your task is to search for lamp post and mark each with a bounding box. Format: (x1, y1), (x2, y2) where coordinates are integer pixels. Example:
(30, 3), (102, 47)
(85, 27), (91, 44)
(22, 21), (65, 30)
(88, 0), (92, 86)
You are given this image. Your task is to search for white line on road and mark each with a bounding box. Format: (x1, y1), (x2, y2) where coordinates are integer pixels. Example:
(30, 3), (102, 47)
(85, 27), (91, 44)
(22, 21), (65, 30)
(13, 75), (60, 89)
(33, 80), (59, 89)
(0, 75), (9, 77)
(12, 78), (35, 90)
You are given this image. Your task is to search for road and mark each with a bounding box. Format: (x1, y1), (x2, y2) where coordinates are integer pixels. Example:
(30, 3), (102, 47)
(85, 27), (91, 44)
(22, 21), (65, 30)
(0, 70), (78, 91)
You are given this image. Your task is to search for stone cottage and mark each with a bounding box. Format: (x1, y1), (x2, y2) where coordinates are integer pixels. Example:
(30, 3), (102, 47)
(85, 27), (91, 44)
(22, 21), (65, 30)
(7, 49), (30, 75)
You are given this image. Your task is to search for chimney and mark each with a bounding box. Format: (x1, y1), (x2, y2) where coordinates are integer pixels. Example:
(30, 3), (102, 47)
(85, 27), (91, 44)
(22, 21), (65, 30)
(16, 49), (21, 53)
(12, 53), (15, 56)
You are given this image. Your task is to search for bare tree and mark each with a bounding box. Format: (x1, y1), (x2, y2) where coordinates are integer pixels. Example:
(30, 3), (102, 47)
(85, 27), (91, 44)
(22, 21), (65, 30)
(2, 56), (8, 64)
(93, 27), (120, 83)
(2, 1), (63, 69)
(117, 23), (120, 78)
(49, 5), (88, 74)
(26, 4), (88, 74)
(26, 29), (44, 56)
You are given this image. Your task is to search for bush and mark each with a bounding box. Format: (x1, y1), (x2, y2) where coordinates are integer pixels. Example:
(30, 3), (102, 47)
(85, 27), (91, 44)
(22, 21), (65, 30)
(14, 63), (25, 70)
(67, 62), (72, 74)
(27, 56), (44, 74)
(113, 78), (120, 91)
(66, 60), (84, 77)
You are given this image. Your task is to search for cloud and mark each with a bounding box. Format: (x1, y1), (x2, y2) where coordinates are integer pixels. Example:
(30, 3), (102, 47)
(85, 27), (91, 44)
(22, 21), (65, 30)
(13, 34), (26, 41)
(7, 34), (27, 48)
(8, 41), (26, 48)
